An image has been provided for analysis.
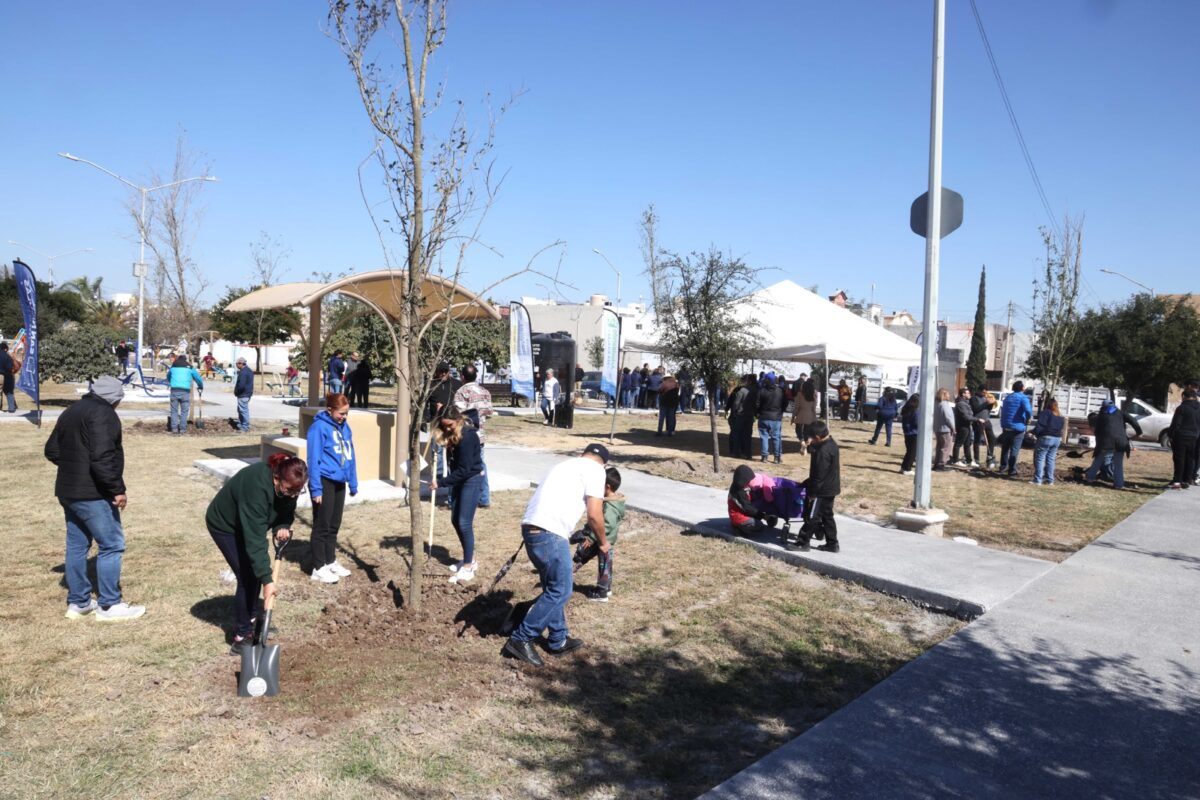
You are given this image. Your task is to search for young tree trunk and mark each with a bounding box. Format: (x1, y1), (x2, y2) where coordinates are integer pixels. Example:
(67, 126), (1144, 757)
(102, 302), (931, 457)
(709, 388), (721, 473)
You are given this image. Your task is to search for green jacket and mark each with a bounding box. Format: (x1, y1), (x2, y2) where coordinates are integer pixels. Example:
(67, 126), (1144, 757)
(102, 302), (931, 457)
(585, 494), (626, 546)
(205, 462), (296, 584)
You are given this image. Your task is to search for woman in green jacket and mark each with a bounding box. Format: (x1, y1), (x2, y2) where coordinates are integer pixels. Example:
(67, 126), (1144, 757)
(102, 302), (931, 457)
(206, 452), (308, 654)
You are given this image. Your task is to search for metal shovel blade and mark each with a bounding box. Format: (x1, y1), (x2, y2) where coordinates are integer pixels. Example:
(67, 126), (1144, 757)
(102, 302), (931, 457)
(238, 643), (280, 697)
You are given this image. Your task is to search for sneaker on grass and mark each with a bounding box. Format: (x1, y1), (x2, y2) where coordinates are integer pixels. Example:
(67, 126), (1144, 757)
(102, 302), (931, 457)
(65, 599), (98, 620)
(310, 565), (339, 584)
(327, 561), (351, 578)
(95, 602), (146, 622)
(589, 589), (610, 603)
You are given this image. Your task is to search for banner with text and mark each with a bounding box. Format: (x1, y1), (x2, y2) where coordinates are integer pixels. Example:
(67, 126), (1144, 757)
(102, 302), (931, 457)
(13, 259), (39, 405)
(600, 309), (620, 400)
(509, 302), (534, 401)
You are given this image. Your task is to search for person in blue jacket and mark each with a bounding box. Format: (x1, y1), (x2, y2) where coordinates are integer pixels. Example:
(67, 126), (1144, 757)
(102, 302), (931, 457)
(233, 357), (254, 433)
(997, 381), (1033, 477)
(431, 406), (486, 584)
(306, 392), (358, 583)
(869, 387), (900, 446)
(167, 355), (204, 434)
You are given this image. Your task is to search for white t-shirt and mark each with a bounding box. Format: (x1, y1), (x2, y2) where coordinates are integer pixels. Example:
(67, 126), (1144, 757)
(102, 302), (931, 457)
(542, 376), (560, 402)
(522, 456), (606, 538)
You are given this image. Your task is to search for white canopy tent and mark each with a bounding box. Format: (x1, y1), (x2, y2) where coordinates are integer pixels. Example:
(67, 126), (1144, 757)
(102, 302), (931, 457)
(626, 279), (921, 369)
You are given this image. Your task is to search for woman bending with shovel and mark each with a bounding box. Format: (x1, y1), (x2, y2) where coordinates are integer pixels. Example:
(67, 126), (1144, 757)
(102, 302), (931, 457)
(205, 452), (308, 655)
(431, 406), (486, 583)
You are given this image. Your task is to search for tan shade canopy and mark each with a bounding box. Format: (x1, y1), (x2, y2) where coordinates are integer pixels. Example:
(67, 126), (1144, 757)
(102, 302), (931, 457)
(225, 270), (501, 322)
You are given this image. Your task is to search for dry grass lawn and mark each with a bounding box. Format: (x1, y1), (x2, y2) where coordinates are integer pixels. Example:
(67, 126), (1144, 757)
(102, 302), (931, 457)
(486, 408), (1172, 561)
(1, 418), (959, 799)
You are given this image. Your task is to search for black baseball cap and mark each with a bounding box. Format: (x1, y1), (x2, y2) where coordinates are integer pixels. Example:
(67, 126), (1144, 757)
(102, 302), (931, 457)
(583, 443), (611, 463)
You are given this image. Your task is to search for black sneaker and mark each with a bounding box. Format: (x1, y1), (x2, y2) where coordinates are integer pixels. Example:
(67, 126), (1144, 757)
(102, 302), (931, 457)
(588, 589), (610, 603)
(817, 543), (840, 553)
(229, 637), (251, 656)
(545, 637), (585, 655)
(502, 638), (544, 667)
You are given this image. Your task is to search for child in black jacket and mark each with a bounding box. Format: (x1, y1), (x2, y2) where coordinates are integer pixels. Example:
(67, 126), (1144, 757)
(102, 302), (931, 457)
(796, 421), (841, 553)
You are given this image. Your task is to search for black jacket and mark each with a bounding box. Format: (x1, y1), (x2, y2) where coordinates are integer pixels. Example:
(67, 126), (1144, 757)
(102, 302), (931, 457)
(756, 384), (785, 421)
(969, 394), (993, 423)
(426, 377), (462, 422)
(441, 426), (485, 488)
(726, 385), (751, 418)
(44, 393), (126, 501)
(1092, 405), (1141, 453)
(954, 397), (974, 428)
(1169, 398), (1200, 442)
(804, 437), (841, 497)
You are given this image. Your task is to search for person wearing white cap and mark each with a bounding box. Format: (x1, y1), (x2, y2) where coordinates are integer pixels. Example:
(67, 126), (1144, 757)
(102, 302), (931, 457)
(44, 376), (146, 621)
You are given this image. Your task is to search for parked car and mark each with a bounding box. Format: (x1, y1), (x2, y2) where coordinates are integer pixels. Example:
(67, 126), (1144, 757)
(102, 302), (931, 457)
(581, 370), (605, 398)
(860, 385), (909, 422)
(1123, 398), (1172, 447)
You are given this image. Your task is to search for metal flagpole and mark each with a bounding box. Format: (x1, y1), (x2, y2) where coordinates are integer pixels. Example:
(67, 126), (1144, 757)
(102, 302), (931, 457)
(912, 0), (946, 510)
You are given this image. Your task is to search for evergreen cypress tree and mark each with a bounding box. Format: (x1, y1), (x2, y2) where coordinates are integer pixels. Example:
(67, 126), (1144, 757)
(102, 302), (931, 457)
(965, 266), (988, 391)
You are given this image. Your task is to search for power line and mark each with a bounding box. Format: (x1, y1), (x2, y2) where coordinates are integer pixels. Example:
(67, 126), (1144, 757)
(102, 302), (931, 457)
(969, 0), (1060, 238)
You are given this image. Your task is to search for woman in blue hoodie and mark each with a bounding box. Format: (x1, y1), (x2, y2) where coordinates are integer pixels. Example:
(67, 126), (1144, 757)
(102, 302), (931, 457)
(306, 393), (358, 583)
(431, 406), (485, 584)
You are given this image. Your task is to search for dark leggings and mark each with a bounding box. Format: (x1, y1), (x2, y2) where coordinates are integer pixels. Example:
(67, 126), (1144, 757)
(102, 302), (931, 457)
(1172, 437), (1197, 485)
(311, 477), (346, 568)
(209, 525), (261, 639)
(901, 434), (918, 471)
(952, 425), (973, 462)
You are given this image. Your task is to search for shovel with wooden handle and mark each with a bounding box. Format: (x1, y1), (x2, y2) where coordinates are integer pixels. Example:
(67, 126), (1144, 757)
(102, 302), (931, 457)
(239, 539), (288, 698)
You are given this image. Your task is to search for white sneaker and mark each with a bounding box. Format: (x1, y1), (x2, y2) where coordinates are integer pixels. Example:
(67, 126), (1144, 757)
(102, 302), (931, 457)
(448, 560), (464, 573)
(969, 461), (980, 468)
(310, 565), (339, 584)
(327, 561), (351, 577)
(449, 562), (477, 583)
(65, 599), (98, 619)
(95, 602), (146, 622)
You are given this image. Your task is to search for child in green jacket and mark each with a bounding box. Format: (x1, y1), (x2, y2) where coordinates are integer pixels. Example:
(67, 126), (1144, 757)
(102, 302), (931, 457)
(571, 466), (625, 602)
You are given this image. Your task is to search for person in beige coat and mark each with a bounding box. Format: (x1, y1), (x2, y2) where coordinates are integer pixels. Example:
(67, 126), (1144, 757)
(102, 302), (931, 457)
(791, 376), (819, 455)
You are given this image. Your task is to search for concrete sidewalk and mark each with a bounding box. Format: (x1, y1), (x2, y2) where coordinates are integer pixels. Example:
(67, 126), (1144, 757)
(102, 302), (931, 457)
(484, 445), (1053, 618)
(700, 486), (1200, 799)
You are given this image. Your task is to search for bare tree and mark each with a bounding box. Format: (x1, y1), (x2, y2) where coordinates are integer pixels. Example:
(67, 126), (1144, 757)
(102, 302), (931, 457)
(329, 0), (559, 610)
(650, 247), (762, 472)
(640, 203), (663, 310)
(130, 133), (215, 353)
(1025, 216), (1084, 397)
(248, 232), (293, 384)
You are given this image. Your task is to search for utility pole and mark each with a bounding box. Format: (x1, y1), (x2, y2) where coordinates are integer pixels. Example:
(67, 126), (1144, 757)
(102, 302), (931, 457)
(1001, 300), (1014, 389)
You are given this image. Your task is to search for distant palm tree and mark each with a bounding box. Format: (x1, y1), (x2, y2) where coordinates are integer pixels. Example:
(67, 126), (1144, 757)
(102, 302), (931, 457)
(93, 300), (132, 331)
(61, 275), (106, 314)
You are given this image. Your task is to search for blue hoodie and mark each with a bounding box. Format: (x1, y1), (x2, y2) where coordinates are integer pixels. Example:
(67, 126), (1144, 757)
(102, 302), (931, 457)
(999, 391), (1033, 431)
(168, 365), (204, 391)
(306, 410), (358, 498)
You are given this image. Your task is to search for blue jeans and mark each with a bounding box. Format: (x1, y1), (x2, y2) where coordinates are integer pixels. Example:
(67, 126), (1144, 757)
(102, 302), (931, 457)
(448, 474), (483, 563)
(478, 447), (491, 506)
(3, 391), (15, 412)
(759, 419), (782, 458)
(169, 388), (191, 433)
(236, 395), (250, 431)
(512, 527), (573, 648)
(540, 396), (554, 423)
(871, 416), (894, 445)
(657, 406), (677, 434)
(62, 499), (125, 607)
(1033, 435), (1061, 484)
(1086, 449), (1126, 488)
(329, 378), (344, 395)
(999, 428), (1025, 474)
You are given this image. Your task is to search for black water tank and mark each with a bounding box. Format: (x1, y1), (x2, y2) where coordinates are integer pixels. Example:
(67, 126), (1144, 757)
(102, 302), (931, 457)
(532, 331), (575, 428)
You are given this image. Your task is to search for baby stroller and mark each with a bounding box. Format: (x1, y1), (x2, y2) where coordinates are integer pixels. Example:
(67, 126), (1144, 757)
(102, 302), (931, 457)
(750, 476), (807, 547)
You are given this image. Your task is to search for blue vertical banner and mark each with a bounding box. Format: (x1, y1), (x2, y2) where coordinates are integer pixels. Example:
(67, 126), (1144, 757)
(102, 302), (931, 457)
(509, 301), (534, 402)
(600, 307), (620, 400)
(12, 259), (39, 406)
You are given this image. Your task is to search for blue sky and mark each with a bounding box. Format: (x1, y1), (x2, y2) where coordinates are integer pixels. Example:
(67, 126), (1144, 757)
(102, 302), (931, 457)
(2, 1), (1196, 328)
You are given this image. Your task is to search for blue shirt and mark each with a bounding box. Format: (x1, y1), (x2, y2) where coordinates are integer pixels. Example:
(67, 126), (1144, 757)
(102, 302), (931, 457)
(168, 365), (204, 391)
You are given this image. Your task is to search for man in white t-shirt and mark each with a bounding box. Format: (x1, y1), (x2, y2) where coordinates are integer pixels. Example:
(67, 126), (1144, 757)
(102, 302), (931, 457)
(540, 368), (560, 425)
(503, 443), (610, 667)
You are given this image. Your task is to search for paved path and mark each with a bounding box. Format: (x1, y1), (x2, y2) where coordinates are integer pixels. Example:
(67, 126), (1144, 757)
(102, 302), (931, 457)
(484, 445), (1052, 618)
(700, 485), (1200, 799)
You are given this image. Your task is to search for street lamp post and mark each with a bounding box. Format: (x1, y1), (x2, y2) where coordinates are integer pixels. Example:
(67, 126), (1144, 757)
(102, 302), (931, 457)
(58, 152), (217, 376)
(1099, 268), (1154, 296)
(5, 242), (93, 287)
(591, 248), (622, 307)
